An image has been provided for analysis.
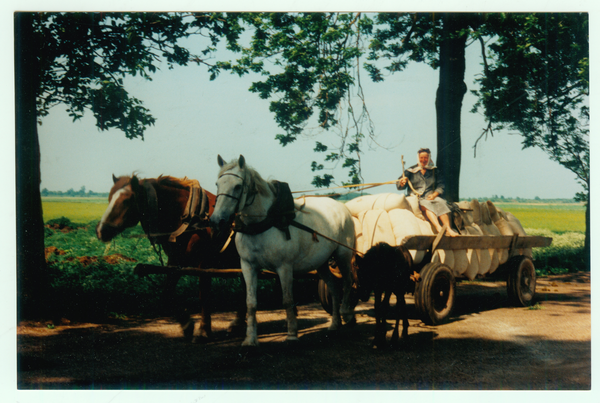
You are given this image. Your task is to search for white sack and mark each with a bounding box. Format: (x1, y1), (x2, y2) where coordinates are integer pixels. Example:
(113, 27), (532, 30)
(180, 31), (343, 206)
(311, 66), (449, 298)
(345, 193), (410, 217)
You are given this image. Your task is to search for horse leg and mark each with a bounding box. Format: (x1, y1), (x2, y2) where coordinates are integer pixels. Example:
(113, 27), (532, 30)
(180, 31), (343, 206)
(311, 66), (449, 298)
(381, 289), (393, 348)
(163, 274), (194, 342)
(241, 262), (259, 347)
(400, 290), (409, 339)
(227, 277), (247, 336)
(334, 248), (356, 325)
(391, 291), (409, 348)
(390, 290), (401, 346)
(276, 265), (299, 342)
(194, 275), (212, 342)
(316, 263), (343, 331)
(373, 289), (385, 348)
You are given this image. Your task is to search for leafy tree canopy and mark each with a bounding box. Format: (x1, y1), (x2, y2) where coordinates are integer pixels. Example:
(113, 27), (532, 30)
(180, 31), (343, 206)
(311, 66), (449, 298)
(470, 13), (589, 201)
(32, 12), (243, 139)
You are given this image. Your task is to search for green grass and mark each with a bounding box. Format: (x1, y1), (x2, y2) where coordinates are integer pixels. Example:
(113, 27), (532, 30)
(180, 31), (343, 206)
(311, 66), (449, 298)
(494, 203), (586, 233)
(43, 197), (108, 223)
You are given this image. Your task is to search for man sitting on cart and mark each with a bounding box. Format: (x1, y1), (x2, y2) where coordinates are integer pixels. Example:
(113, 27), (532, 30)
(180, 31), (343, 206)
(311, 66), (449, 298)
(397, 148), (459, 237)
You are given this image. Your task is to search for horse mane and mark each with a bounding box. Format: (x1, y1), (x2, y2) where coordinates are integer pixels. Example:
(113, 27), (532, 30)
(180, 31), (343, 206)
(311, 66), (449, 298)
(219, 158), (275, 196)
(155, 175), (198, 190)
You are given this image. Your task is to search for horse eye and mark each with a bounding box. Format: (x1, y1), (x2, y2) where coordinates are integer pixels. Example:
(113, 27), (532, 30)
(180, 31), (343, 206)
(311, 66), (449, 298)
(234, 184), (242, 191)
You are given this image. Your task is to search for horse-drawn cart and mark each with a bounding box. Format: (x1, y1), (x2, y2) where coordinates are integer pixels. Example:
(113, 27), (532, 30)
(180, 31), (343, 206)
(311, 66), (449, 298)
(133, 193), (552, 328)
(315, 232), (551, 325)
(398, 233), (550, 325)
(325, 192), (553, 326)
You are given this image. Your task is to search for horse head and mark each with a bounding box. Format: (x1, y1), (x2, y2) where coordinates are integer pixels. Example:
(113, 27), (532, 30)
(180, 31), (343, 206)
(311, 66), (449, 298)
(210, 154), (251, 234)
(96, 174), (143, 242)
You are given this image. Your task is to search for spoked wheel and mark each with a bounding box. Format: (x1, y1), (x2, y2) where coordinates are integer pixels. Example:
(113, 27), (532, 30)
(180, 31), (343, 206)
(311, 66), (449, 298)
(506, 255), (536, 307)
(317, 279), (359, 315)
(414, 262), (456, 325)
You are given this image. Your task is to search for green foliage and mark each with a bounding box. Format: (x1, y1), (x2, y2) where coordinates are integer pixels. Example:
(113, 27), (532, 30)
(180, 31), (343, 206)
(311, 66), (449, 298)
(471, 13), (589, 198)
(43, 217), (317, 320)
(527, 228), (587, 274)
(31, 11), (243, 140)
(218, 12), (372, 188)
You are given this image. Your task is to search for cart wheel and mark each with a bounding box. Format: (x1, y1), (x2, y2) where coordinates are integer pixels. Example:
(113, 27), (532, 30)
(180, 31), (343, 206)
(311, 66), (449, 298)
(506, 255), (536, 307)
(414, 262), (456, 325)
(317, 279), (359, 315)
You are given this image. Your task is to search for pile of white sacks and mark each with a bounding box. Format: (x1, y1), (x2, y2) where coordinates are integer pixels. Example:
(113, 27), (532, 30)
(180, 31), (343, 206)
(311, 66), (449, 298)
(345, 193), (531, 280)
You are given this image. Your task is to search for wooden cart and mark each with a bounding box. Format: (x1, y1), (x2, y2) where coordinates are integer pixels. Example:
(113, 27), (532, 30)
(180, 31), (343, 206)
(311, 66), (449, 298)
(134, 233), (551, 326)
(394, 234), (551, 325)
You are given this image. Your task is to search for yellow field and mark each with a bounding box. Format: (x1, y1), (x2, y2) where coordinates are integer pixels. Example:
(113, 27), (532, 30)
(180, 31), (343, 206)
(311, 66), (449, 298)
(43, 198), (109, 223)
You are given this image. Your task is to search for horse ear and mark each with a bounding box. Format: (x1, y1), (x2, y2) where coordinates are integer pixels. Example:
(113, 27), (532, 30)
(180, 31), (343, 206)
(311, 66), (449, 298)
(112, 174), (118, 184)
(238, 154), (245, 169)
(217, 154), (225, 167)
(130, 175), (139, 191)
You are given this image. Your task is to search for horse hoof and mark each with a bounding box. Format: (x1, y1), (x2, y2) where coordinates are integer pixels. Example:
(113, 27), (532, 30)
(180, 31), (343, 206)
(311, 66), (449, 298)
(241, 338), (259, 347)
(344, 316), (357, 327)
(192, 334), (211, 344)
(371, 341), (387, 350)
(285, 336), (300, 343)
(182, 323), (194, 342)
(227, 325), (247, 337)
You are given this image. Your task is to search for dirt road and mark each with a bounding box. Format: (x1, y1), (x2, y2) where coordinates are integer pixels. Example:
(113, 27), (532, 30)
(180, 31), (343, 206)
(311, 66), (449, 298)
(17, 272), (591, 390)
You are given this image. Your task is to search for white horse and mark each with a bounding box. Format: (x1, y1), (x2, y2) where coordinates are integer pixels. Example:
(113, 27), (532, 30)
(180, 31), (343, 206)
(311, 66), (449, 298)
(210, 155), (356, 346)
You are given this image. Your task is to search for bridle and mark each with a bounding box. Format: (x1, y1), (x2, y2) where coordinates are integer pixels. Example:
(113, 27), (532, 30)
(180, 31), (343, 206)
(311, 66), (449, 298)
(215, 171), (257, 213)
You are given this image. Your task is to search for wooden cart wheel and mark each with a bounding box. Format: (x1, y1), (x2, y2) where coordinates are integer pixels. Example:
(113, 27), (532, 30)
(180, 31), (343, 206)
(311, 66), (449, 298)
(317, 279), (359, 315)
(318, 278), (333, 314)
(506, 255), (536, 307)
(414, 262), (456, 325)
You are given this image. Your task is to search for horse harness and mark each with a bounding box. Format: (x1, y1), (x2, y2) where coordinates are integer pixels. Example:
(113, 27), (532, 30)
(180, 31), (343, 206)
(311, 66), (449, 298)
(141, 179), (210, 245)
(233, 180), (299, 241)
(233, 180), (356, 252)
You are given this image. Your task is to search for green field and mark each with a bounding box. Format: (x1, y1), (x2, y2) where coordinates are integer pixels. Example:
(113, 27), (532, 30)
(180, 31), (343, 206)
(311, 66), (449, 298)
(493, 203), (586, 233)
(43, 197), (108, 223)
(43, 198), (586, 233)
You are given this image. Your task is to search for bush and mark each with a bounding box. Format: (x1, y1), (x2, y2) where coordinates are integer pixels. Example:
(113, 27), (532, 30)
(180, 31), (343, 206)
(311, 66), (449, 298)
(525, 228), (588, 275)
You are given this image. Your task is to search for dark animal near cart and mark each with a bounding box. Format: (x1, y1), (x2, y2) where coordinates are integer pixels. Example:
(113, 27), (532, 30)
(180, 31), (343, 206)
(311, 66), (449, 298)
(96, 174), (245, 341)
(355, 242), (415, 348)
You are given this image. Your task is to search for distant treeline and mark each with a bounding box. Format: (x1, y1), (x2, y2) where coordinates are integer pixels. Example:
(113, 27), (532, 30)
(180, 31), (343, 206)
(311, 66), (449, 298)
(41, 186), (108, 198)
(331, 192), (579, 204)
(461, 195), (580, 204)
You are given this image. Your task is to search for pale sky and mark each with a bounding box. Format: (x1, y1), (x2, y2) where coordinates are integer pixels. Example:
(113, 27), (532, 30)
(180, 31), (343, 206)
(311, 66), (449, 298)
(34, 11), (587, 200)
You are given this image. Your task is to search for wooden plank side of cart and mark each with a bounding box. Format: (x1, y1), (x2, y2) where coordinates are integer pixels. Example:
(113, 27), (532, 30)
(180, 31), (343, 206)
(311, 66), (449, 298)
(399, 235), (552, 251)
(133, 264), (322, 279)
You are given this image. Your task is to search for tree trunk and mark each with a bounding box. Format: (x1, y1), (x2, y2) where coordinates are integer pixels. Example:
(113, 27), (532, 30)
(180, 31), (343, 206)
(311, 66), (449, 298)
(435, 14), (469, 203)
(15, 13), (50, 320)
(584, 192), (590, 270)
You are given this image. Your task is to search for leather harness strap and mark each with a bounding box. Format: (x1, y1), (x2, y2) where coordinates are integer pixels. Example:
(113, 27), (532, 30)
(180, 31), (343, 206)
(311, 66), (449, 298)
(234, 181), (296, 240)
(168, 180), (207, 242)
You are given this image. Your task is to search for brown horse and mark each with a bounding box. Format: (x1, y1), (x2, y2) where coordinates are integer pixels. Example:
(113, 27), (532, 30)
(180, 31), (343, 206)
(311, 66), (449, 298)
(96, 174), (245, 341)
